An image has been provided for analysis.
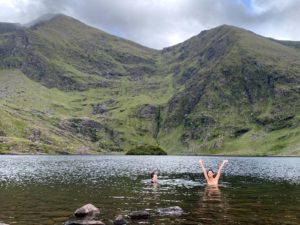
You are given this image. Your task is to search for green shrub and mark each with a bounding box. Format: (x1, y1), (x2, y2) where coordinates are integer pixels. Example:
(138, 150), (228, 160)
(126, 144), (167, 155)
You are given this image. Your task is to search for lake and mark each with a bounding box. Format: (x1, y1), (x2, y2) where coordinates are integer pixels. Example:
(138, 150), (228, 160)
(0, 156), (299, 225)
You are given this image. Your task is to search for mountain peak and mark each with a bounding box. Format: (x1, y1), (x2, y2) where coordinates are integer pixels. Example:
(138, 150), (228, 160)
(25, 13), (74, 27)
(197, 24), (253, 38)
(214, 24), (242, 30)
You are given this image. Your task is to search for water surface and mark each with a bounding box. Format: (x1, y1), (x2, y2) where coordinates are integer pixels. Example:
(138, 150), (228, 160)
(0, 156), (299, 225)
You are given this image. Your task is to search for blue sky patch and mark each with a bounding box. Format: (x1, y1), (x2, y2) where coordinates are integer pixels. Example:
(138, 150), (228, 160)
(241, 0), (252, 9)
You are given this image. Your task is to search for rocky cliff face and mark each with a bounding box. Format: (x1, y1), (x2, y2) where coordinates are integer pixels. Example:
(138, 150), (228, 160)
(158, 25), (300, 154)
(1, 15), (300, 155)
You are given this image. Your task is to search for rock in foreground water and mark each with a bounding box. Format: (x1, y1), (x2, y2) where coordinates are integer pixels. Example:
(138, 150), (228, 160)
(64, 204), (104, 225)
(74, 204), (100, 218)
(158, 206), (183, 216)
(64, 220), (105, 225)
(113, 215), (128, 225)
(128, 210), (150, 220)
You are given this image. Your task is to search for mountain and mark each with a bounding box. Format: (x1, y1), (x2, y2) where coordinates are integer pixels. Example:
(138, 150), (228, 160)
(160, 25), (300, 155)
(1, 15), (300, 155)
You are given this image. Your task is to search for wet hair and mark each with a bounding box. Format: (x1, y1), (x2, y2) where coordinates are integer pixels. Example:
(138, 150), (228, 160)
(151, 172), (156, 179)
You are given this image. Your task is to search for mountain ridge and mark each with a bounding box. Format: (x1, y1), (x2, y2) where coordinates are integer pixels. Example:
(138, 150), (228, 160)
(1, 14), (300, 155)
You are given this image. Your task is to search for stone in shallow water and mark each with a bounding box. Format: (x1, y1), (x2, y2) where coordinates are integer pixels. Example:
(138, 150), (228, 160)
(64, 220), (105, 225)
(113, 215), (128, 225)
(0, 223), (9, 225)
(128, 210), (150, 220)
(65, 204), (103, 225)
(157, 206), (183, 216)
(74, 204), (100, 218)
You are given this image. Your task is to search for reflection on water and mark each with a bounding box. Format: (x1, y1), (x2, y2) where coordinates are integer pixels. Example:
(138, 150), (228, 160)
(202, 185), (222, 202)
(0, 156), (299, 225)
(197, 186), (229, 224)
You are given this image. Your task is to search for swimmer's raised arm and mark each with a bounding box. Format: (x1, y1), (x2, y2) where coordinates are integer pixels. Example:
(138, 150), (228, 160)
(198, 160), (209, 181)
(215, 160), (229, 180)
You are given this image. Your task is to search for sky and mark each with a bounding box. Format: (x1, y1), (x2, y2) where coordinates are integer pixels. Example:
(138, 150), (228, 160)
(0, 0), (299, 49)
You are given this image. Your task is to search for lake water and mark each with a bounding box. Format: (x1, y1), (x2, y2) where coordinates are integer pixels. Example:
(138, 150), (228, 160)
(0, 156), (299, 225)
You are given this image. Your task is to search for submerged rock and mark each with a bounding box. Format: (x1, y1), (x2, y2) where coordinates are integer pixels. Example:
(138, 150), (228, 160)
(64, 220), (104, 225)
(74, 204), (100, 218)
(157, 206), (183, 216)
(128, 210), (150, 220)
(113, 215), (128, 225)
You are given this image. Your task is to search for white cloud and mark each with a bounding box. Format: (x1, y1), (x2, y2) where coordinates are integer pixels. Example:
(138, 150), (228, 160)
(0, 0), (299, 49)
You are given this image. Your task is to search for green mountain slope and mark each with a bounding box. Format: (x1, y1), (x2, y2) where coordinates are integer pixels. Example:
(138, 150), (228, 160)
(159, 25), (300, 155)
(1, 15), (300, 155)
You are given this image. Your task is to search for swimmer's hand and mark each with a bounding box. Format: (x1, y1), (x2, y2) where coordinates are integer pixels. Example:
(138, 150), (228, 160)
(223, 160), (229, 164)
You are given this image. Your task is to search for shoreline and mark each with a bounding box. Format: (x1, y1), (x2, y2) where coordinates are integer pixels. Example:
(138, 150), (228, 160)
(0, 153), (299, 157)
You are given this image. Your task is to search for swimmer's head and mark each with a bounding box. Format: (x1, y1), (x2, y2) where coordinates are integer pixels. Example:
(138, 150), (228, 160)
(151, 171), (158, 183)
(151, 171), (158, 179)
(207, 169), (215, 178)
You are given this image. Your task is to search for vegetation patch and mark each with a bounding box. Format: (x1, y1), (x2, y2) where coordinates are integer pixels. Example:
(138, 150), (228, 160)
(126, 144), (167, 155)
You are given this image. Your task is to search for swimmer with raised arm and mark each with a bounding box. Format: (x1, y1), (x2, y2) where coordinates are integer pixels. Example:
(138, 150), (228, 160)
(198, 160), (229, 186)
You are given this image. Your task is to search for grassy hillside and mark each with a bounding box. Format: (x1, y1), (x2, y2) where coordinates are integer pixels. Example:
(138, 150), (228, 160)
(0, 69), (173, 154)
(159, 25), (300, 155)
(1, 15), (300, 155)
